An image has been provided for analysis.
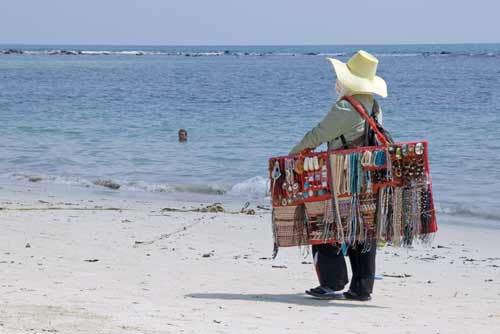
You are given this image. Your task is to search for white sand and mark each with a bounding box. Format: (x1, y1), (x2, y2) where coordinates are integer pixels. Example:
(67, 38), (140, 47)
(0, 183), (499, 334)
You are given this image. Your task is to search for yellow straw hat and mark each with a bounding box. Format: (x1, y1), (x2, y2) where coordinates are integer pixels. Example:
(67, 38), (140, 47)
(327, 50), (387, 98)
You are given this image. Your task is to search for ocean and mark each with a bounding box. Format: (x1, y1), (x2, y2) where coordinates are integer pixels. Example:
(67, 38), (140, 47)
(1, 44), (500, 224)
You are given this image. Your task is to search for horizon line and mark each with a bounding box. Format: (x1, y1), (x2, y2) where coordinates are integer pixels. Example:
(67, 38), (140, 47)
(1, 41), (499, 47)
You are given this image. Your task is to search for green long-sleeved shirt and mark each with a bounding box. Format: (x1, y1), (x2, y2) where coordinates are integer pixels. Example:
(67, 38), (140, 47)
(290, 94), (382, 155)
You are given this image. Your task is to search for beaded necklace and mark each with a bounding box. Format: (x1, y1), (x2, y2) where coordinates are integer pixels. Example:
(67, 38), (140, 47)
(392, 187), (403, 247)
(330, 154), (345, 243)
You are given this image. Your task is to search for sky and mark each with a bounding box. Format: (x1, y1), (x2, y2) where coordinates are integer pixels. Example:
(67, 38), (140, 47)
(0, 0), (499, 45)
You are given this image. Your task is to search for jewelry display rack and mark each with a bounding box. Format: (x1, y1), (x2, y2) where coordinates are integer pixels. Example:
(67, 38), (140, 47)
(269, 141), (437, 252)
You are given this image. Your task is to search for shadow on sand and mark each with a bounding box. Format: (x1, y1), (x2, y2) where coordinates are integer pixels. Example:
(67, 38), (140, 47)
(186, 292), (388, 309)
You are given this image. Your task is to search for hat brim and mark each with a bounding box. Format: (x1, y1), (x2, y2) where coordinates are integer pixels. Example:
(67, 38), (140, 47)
(327, 57), (388, 98)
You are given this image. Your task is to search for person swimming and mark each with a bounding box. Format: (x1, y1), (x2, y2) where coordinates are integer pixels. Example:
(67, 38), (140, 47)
(178, 129), (188, 142)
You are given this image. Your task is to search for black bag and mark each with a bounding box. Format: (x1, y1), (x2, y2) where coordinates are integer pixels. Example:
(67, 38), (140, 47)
(364, 99), (394, 146)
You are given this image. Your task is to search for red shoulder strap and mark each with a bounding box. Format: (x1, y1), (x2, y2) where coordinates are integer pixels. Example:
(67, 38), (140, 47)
(342, 95), (389, 146)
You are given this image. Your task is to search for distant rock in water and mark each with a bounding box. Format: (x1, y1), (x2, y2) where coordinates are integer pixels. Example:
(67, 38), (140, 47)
(94, 179), (121, 190)
(1, 49), (23, 55)
(28, 176), (43, 182)
(60, 50), (79, 55)
(48, 50), (79, 56)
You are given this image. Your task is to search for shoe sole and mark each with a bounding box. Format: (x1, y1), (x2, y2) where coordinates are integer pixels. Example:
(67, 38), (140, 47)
(343, 292), (371, 301)
(305, 290), (346, 300)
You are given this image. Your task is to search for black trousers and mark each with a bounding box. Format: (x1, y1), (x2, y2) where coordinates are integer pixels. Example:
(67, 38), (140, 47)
(312, 241), (376, 295)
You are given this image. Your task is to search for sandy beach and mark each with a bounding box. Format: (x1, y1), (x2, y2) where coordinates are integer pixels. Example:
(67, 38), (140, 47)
(2, 0), (500, 332)
(0, 183), (499, 334)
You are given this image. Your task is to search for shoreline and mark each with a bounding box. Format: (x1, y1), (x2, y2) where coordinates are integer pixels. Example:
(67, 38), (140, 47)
(0, 183), (499, 333)
(0, 176), (263, 213)
(2, 174), (500, 230)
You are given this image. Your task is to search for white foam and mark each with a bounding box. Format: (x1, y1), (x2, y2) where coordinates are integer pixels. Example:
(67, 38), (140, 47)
(317, 52), (347, 57)
(435, 202), (500, 221)
(120, 180), (173, 193)
(5, 172), (94, 187)
(373, 53), (421, 57)
(228, 176), (270, 198)
(80, 50), (111, 55)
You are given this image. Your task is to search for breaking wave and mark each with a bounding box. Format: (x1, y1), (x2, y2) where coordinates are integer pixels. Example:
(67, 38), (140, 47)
(3, 172), (269, 198)
(435, 202), (500, 222)
(5, 172), (229, 195)
(227, 176), (270, 197)
(5, 171), (500, 222)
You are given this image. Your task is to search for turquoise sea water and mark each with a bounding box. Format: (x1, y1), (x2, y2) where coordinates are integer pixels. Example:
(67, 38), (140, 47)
(1, 44), (500, 223)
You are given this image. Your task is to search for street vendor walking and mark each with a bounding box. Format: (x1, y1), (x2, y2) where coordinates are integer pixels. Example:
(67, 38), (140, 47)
(290, 50), (388, 301)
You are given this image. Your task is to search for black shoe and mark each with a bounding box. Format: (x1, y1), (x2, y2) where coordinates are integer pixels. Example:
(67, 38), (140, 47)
(305, 286), (345, 300)
(343, 290), (371, 301)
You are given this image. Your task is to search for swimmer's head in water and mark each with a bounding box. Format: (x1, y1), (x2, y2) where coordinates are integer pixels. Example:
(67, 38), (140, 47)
(178, 129), (188, 142)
